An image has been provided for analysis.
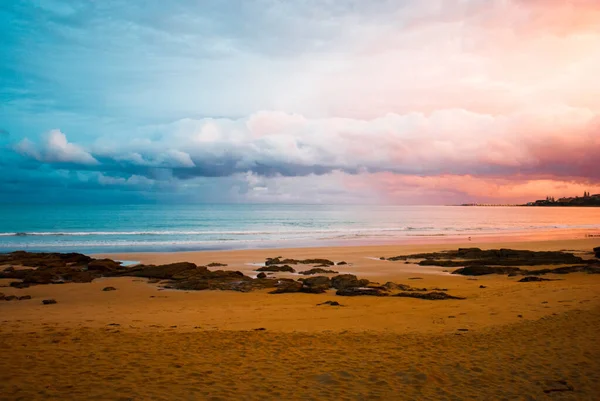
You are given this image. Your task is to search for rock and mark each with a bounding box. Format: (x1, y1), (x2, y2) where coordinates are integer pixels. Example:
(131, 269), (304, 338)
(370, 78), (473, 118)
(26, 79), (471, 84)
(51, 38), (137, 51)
(256, 272), (267, 279)
(87, 259), (122, 272)
(527, 264), (600, 275)
(336, 287), (388, 296)
(479, 285), (487, 288)
(18, 295), (31, 300)
(9, 281), (30, 289)
(0, 251), (92, 269)
(331, 274), (369, 290)
(383, 282), (427, 292)
(300, 276), (332, 294)
(0, 293), (3, 300)
(543, 380), (574, 394)
(4, 295), (17, 301)
(594, 247), (600, 259)
(123, 262), (201, 279)
(102, 286), (117, 291)
(390, 248), (585, 267)
(395, 291), (466, 300)
(269, 280), (303, 294)
(337, 261), (348, 265)
(256, 265), (296, 273)
(265, 257), (334, 266)
(318, 300), (341, 306)
(452, 265), (522, 276)
(207, 262), (227, 267)
(298, 268), (338, 275)
(518, 276), (555, 282)
(42, 299), (57, 305)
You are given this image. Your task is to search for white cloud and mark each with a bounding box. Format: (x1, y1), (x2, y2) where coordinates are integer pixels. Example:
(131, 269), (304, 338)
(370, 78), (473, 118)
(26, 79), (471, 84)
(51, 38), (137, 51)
(16, 130), (98, 165)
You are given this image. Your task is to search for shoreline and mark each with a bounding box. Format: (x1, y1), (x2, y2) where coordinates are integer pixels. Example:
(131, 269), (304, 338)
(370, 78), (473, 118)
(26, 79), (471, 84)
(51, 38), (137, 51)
(2, 226), (599, 255)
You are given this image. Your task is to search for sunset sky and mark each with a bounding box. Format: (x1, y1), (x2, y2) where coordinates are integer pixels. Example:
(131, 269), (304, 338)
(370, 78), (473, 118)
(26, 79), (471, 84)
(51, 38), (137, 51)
(2, 0), (599, 204)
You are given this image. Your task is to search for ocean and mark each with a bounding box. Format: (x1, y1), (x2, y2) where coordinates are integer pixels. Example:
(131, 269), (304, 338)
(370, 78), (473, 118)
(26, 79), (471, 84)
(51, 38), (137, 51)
(1, 204), (599, 254)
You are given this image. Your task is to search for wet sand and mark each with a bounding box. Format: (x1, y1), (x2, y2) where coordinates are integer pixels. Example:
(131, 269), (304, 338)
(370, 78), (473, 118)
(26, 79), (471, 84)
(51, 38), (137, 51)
(1, 238), (600, 400)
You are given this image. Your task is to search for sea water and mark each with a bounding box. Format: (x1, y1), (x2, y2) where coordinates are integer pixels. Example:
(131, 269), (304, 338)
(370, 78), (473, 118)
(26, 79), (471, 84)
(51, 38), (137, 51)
(0, 204), (599, 253)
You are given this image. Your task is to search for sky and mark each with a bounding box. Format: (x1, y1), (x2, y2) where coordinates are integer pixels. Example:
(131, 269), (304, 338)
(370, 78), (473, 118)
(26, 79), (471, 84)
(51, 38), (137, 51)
(1, 0), (600, 204)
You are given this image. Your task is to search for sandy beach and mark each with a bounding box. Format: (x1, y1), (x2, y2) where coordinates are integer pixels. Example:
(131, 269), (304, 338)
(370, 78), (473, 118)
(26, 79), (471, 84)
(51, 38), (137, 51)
(2, 237), (600, 400)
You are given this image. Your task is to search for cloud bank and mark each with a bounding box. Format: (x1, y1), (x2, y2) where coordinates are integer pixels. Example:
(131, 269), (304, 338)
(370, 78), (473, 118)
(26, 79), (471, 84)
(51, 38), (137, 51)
(2, 0), (600, 203)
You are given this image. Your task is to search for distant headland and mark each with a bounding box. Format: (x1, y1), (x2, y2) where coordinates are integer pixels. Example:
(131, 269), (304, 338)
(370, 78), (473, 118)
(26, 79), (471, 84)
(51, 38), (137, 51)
(460, 192), (600, 207)
(524, 192), (600, 207)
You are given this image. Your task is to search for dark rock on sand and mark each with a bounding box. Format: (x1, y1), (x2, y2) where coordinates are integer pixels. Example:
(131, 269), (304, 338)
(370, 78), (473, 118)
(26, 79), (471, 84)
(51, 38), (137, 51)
(337, 261), (348, 265)
(452, 265), (522, 276)
(518, 276), (555, 282)
(336, 287), (388, 296)
(256, 272), (267, 279)
(543, 380), (574, 393)
(4, 295), (18, 301)
(121, 262), (201, 279)
(391, 248), (585, 267)
(331, 274), (370, 290)
(298, 268), (338, 275)
(87, 259), (122, 272)
(265, 257), (334, 266)
(207, 262), (227, 267)
(256, 265), (296, 273)
(18, 295), (32, 300)
(335, 287), (389, 297)
(102, 286), (117, 291)
(594, 247), (600, 259)
(395, 291), (465, 300)
(527, 264), (600, 275)
(300, 276), (332, 294)
(269, 280), (303, 294)
(318, 300), (341, 306)
(383, 282), (427, 292)
(42, 299), (57, 305)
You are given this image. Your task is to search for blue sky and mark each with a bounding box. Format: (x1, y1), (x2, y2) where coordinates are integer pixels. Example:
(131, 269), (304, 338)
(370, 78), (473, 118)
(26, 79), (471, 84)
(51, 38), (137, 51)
(2, 1), (600, 204)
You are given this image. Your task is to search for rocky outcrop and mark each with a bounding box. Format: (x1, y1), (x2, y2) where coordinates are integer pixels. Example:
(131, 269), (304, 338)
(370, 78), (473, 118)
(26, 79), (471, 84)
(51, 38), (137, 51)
(298, 268), (338, 275)
(452, 266), (522, 276)
(389, 248), (586, 267)
(269, 280), (304, 294)
(0, 251), (93, 268)
(395, 291), (465, 300)
(299, 276), (331, 293)
(518, 277), (555, 282)
(336, 287), (388, 296)
(452, 263), (600, 276)
(121, 262), (202, 279)
(0, 251), (467, 299)
(318, 300), (341, 306)
(87, 259), (122, 272)
(383, 282), (427, 292)
(265, 257), (334, 266)
(256, 265), (296, 273)
(331, 274), (370, 290)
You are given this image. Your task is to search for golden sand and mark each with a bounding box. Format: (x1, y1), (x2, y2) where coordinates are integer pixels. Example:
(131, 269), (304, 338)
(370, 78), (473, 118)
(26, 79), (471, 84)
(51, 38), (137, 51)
(1, 238), (599, 400)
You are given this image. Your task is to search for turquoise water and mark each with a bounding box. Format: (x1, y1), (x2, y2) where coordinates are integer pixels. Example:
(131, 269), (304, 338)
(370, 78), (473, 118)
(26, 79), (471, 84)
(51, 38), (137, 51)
(0, 204), (599, 253)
